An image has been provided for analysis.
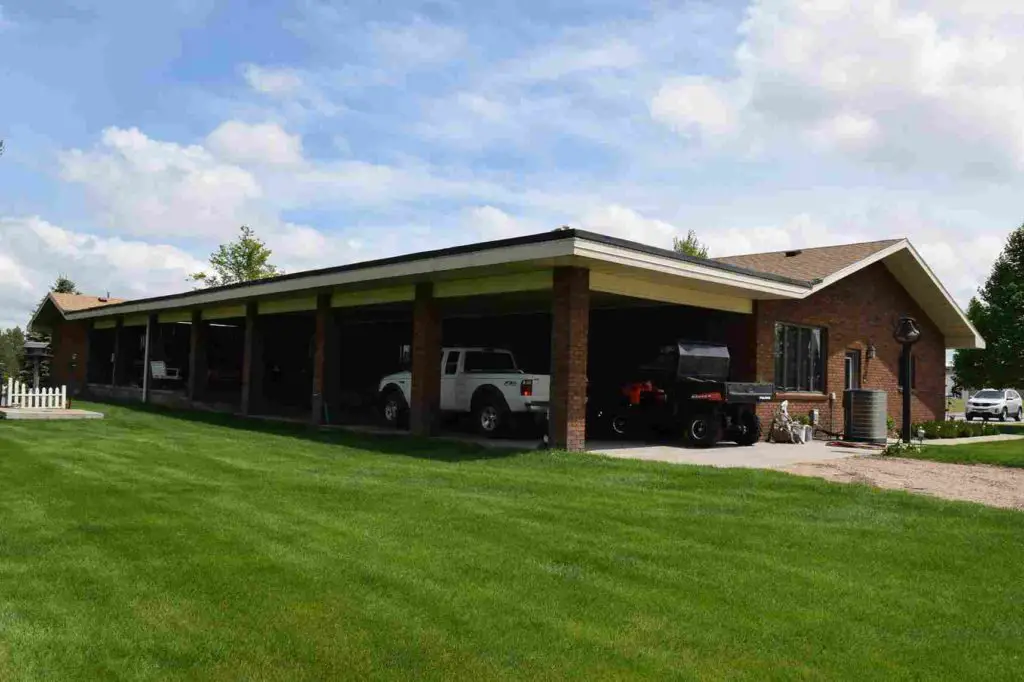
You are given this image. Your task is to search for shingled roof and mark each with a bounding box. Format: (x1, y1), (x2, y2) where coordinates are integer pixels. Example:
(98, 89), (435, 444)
(28, 293), (127, 332)
(714, 239), (903, 283)
(50, 293), (127, 312)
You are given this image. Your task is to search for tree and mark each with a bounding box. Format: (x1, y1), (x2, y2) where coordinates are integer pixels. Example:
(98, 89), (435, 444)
(952, 223), (1024, 390)
(52, 275), (80, 294)
(189, 225), (281, 288)
(672, 230), (709, 259)
(0, 326), (25, 383)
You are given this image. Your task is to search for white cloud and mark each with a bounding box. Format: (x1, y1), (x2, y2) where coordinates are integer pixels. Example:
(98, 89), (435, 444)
(652, 0), (1024, 176)
(463, 206), (536, 240)
(242, 64), (303, 96)
(205, 121), (303, 167)
(498, 39), (642, 85)
(650, 77), (739, 137)
(60, 127), (265, 240)
(700, 213), (871, 258)
(371, 19), (466, 66)
(578, 204), (680, 246)
(0, 216), (206, 328)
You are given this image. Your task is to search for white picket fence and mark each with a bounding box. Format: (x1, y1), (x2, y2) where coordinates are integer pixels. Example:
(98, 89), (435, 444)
(1, 379), (67, 410)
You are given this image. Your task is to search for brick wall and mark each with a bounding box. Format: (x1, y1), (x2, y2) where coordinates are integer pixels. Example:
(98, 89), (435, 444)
(550, 267), (590, 451)
(752, 263), (945, 435)
(50, 320), (89, 394)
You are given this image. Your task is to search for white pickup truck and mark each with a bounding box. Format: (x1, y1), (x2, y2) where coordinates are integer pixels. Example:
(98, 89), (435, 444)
(378, 347), (550, 436)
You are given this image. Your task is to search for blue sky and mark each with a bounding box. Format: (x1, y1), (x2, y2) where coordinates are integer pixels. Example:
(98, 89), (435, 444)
(2, 0), (1024, 328)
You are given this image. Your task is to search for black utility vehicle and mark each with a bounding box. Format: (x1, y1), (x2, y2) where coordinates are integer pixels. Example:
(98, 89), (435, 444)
(606, 342), (774, 447)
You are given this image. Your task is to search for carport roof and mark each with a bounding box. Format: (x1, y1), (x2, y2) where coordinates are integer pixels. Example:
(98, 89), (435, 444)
(41, 228), (982, 349)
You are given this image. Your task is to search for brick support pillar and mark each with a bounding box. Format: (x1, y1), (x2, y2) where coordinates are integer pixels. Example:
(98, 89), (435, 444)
(410, 283), (441, 436)
(310, 294), (332, 425)
(188, 310), (208, 402)
(241, 302), (264, 415)
(549, 267), (590, 451)
(111, 318), (126, 387)
(142, 314), (155, 403)
(324, 308), (342, 424)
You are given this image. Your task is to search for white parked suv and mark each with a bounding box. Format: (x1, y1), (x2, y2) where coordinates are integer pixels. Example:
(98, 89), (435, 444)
(378, 347), (551, 436)
(965, 389), (1023, 422)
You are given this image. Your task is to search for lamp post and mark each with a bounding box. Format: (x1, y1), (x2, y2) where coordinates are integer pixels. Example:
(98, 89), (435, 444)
(893, 316), (921, 443)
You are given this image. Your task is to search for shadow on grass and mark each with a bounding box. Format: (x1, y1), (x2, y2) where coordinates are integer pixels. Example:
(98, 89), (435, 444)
(86, 399), (536, 463)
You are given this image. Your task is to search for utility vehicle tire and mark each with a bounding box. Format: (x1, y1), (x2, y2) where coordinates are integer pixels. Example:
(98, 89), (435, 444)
(685, 413), (718, 448)
(381, 389), (408, 428)
(1017, 408), (1023, 422)
(473, 397), (510, 438)
(736, 412), (762, 446)
(1000, 408), (1008, 422)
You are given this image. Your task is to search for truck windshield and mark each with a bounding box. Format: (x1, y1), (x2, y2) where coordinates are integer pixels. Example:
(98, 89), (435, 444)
(464, 351), (517, 372)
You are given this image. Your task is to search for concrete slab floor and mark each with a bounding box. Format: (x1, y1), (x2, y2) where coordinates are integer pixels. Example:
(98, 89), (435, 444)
(589, 439), (863, 469)
(0, 408), (104, 420)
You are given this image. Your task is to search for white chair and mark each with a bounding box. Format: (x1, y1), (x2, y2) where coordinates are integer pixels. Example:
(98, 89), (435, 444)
(150, 361), (182, 381)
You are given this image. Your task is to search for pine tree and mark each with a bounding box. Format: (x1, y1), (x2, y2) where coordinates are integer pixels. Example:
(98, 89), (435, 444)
(0, 326), (25, 383)
(952, 224), (1024, 390)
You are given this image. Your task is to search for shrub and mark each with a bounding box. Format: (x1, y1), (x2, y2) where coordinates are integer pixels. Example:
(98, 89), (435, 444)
(882, 440), (921, 456)
(909, 420), (1008, 440)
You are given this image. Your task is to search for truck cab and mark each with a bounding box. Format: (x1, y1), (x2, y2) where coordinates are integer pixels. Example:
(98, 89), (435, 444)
(379, 347), (550, 436)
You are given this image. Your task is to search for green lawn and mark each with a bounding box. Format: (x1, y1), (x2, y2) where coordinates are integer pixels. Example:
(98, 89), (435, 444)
(2, 403), (1023, 681)
(907, 440), (1024, 468)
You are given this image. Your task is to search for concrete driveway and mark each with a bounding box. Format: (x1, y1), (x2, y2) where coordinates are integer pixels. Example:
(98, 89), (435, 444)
(588, 439), (862, 469)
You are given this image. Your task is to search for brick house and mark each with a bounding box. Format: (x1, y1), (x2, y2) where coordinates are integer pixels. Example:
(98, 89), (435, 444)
(30, 230), (982, 450)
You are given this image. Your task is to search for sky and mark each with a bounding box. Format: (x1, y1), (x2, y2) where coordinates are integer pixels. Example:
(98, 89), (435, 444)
(1, 0), (1023, 329)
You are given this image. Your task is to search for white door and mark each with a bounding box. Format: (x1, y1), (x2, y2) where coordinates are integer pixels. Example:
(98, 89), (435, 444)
(440, 351), (460, 411)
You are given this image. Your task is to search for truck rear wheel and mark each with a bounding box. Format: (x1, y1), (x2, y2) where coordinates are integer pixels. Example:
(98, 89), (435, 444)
(473, 398), (510, 438)
(685, 414), (718, 448)
(735, 412), (762, 446)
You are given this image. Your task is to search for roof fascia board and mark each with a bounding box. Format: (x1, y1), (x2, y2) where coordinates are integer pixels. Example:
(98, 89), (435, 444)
(572, 239), (811, 298)
(66, 239), (577, 321)
(893, 242), (985, 350)
(26, 293), (56, 332)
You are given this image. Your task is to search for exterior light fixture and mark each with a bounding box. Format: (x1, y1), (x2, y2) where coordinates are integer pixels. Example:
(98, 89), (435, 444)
(866, 343), (876, 360)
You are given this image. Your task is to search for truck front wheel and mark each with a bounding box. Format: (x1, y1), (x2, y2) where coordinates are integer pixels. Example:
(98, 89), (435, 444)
(685, 414), (719, 448)
(381, 389), (408, 428)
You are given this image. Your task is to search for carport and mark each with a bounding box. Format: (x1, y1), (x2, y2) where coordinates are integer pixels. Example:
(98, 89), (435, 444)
(59, 231), (810, 450)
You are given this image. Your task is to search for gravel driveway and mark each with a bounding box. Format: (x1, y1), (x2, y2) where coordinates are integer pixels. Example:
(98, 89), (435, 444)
(782, 457), (1024, 511)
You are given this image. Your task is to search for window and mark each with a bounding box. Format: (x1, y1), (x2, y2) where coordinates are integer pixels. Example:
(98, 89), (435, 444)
(898, 353), (917, 390)
(774, 323), (825, 392)
(464, 351), (517, 373)
(444, 351), (460, 375)
(974, 389), (1002, 399)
